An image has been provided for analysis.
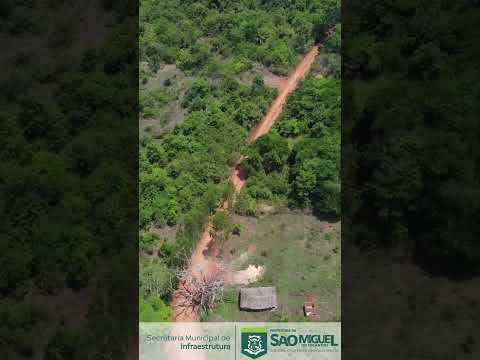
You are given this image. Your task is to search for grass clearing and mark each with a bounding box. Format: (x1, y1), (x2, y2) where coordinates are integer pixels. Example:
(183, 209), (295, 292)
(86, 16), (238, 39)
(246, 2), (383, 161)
(204, 210), (341, 322)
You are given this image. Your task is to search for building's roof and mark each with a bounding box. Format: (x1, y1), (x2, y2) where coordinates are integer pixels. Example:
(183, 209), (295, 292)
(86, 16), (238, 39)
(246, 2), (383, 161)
(239, 287), (277, 311)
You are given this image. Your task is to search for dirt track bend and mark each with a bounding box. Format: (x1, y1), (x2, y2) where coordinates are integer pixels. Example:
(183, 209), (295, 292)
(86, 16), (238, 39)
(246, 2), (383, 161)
(171, 44), (322, 322)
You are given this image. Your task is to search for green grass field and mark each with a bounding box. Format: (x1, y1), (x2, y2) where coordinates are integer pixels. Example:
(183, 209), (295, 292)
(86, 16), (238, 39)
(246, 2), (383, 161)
(204, 210), (341, 322)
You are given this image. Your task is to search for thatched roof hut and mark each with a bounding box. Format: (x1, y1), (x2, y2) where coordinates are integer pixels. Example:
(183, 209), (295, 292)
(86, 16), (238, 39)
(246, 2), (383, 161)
(239, 287), (277, 311)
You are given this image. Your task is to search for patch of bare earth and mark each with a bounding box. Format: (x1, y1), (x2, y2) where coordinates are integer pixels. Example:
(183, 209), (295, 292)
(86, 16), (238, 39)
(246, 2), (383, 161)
(149, 224), (178, 242)
(223, 215), (258, 261)
(227, 265), (265, 285)
(238, 65), (286, 91)
(140, 64), (189, 138)
(261, 68), (287, 91)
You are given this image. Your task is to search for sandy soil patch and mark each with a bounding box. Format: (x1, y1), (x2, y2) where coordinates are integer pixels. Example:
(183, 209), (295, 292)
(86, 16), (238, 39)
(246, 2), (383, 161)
(228, 265), (265, 285)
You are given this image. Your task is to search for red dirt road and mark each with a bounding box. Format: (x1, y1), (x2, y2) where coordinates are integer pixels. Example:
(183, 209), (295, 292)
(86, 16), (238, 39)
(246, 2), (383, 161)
(171, 44), (321, 322)
(246, 45), (319, 145)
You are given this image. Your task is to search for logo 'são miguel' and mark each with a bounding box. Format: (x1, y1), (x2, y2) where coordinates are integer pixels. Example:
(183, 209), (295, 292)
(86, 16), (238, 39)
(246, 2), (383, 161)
(270, 333), (338, 347)
(241, 327), (339, 358)
(241, 328), (268, 359)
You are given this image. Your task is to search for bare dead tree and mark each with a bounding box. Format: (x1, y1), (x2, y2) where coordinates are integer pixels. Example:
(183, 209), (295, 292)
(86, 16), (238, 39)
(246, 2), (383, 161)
(172, 260), (227, 316)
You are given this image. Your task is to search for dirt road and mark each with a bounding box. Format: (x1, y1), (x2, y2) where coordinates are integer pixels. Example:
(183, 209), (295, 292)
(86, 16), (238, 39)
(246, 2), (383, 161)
(171, 44), (321, 322)
(246, 45), (319, 144)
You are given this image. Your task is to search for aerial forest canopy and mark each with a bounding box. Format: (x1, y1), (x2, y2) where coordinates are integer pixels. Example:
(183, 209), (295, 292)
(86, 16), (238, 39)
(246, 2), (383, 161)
(140, 0), (340, 75)
(240, 77), (340, 218)
(1, 1), (138, 356)
(139, 0), (340, 321)
(139, 0), (340, 235)
(344, 0), (480, 275)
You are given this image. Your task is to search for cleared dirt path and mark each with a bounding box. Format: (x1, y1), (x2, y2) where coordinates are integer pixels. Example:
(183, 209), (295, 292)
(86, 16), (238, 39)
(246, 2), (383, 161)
(171, 43), (322, 322)
(247, 45), (319, 144)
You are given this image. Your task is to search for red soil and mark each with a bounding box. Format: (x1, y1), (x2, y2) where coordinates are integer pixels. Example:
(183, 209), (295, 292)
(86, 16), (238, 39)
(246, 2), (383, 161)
(262, 69), (287, 91)
(246, 45), (319, 144)
(247, 244), (257, 256)
(171, 44), (321, 322)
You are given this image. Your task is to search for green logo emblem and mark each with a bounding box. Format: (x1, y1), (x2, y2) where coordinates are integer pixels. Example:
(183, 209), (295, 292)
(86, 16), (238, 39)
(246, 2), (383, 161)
(241, 327), (268, 359)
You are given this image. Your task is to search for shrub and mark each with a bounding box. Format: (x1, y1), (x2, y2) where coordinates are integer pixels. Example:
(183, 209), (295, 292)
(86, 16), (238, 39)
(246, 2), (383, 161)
(232, 223), (242, 235)
(139, 296), (171, 322)
(139, 232), (160, 253)
(139, 258), (170, 299)
(213, 211), (230, 232)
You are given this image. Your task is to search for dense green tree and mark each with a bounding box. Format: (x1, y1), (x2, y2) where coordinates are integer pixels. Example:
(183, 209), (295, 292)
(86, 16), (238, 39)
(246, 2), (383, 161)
(244, 132), (290, 175)
(139, 296), (171, 322)
(291, 135), (340, 215)
(343, 0), (480, 272)
(236, 74), (341, 217)
(140, 0), (340, 75)
(279, 77), (340, 136)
